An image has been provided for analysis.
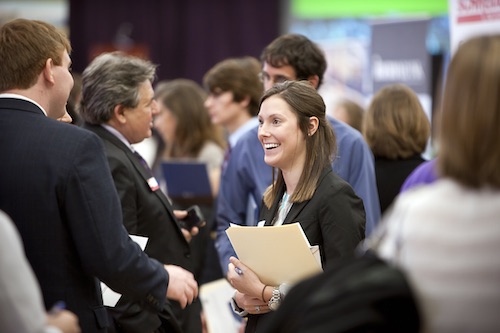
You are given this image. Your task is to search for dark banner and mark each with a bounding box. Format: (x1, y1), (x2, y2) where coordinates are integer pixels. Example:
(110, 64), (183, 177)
(371, 19), (431, 94)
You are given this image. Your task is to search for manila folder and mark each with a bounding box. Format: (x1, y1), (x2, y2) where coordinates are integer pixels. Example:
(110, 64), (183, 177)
(226, 223), (322, 286)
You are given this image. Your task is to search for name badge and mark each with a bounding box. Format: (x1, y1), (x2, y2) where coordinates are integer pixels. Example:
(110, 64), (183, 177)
(147, 177), (160, 191)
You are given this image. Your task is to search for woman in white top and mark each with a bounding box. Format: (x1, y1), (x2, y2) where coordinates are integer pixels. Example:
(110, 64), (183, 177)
(0, 210), (80, 333)
(370, 35), (500, 333)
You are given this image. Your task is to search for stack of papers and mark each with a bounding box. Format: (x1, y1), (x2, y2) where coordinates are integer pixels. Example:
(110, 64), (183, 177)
(199, 279), (242, 333)
(101, 235), (148, 307)
(226, 223), (322, 286)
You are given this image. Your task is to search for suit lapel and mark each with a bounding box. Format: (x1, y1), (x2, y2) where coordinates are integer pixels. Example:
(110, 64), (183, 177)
(265, 168), (332, 226)
(264, 196), (307, 226)
(282, 201), (307, 225)
(83, 124), (179, 224)
(84, 124), (154, 183)
(122, 146), (179, 224)
(264, 186), (284, 226)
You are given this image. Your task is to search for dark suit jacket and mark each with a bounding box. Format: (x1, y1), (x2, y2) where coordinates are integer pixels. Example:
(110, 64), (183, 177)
(83, 123), (201, 333)
(0, 98), (168, 333)
(246, 167), (366, 333)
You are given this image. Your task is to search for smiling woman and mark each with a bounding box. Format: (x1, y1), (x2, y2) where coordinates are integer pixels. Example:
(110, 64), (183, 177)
(258, 81), (329, 205)
(259, 95), (308, 172)
(228, 80), (366, 333)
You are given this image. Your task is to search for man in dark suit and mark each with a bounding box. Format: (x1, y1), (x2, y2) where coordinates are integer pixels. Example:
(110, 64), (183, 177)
(0, 19), (197, 333)
(80, 52), (202, 333)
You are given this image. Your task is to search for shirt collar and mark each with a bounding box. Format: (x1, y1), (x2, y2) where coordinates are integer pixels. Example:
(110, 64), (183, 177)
(228, 117), (259, 148)
(101, 124), (135, 152)
(0, 93), (48, 116)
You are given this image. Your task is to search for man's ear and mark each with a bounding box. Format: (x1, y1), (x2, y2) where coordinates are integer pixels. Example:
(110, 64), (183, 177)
(306, 75), (320, 90)
(43, 58), (55, 84)
(308, 116), (319, 136)
(113, 104), (127, 124)
(238, 95), (251, 109)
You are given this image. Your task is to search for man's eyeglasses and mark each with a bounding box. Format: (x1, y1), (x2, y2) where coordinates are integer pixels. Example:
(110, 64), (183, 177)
(258, 72), (293, 85)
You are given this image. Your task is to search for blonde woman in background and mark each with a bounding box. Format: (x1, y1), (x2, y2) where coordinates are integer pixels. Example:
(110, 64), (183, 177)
(363, 83), (430, 213)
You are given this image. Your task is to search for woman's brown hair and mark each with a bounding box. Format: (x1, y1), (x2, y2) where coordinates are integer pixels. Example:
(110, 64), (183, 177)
(155, 79), (225, 158)
(363, 83), (430, 159)
(438, 35), (500, 188)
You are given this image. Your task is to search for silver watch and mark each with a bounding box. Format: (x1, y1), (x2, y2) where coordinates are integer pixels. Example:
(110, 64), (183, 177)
(268, 286), (281, 311)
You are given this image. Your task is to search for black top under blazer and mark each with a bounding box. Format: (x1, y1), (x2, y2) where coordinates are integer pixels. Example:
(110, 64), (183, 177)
(0, 98), (168, 333)
(374, 155), (425, 214)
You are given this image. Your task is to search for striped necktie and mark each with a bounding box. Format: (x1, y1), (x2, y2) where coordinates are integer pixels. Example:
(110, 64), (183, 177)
(133, 151), (153, 176)
(222, 144), (231, 172)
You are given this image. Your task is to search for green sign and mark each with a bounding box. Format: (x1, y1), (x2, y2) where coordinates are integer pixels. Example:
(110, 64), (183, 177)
(292, 0), (449, 18)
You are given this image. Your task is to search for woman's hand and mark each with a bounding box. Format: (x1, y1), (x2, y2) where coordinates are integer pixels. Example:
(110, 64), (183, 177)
(227, 257), (264, 298)
(234, 290), (270, 315)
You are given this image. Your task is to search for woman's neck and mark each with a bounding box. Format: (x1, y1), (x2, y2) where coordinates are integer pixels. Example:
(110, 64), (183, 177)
(282, 165), (304, 197)
(281, 147), (307, 196)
